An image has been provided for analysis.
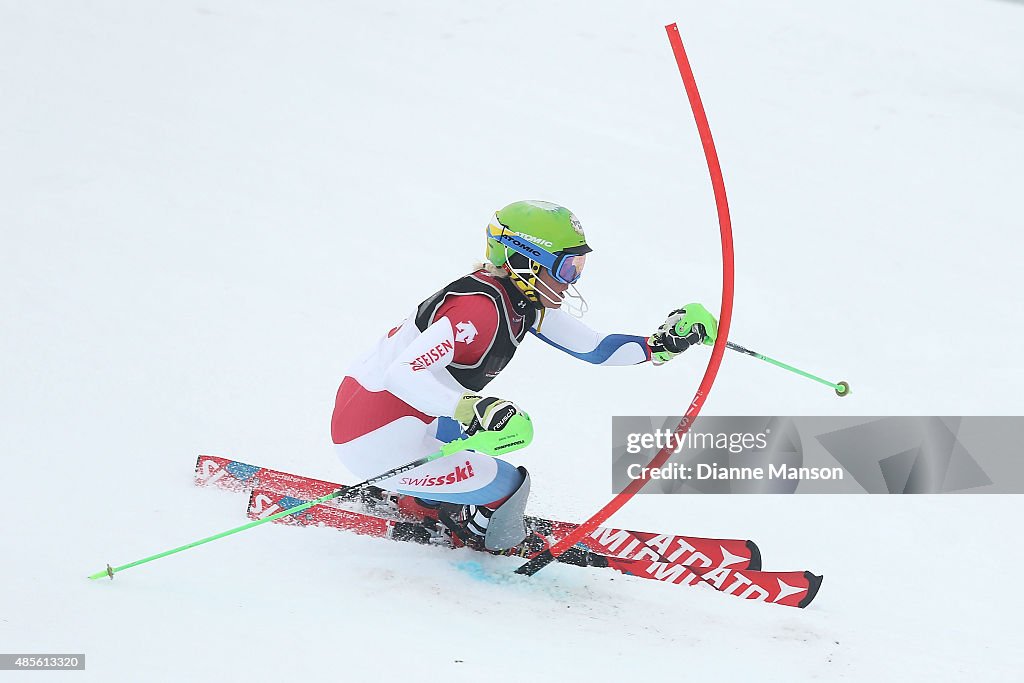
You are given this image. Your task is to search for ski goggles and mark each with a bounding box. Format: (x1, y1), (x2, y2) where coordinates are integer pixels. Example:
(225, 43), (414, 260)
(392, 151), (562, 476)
(488, 225), (589, 284)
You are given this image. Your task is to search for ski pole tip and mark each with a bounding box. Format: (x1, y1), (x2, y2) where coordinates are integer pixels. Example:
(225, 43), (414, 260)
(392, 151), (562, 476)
(87, 567), (107, 581)
(835, 381), (851, 397)
(88, 564), (115, 581)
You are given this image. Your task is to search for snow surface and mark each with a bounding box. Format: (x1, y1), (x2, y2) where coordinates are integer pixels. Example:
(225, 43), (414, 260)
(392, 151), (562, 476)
(2, 1), (1023, 680)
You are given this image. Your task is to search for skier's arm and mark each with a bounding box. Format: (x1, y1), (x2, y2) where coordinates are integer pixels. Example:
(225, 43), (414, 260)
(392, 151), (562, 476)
(382, 294), (502, 417)
(530, 308), (652, 366)
(381, 316), (465, 417)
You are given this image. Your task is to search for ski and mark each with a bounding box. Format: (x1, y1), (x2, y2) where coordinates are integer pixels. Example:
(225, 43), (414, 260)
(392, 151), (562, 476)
(195, 454), (760, 570)
(247, 487), (822, 608)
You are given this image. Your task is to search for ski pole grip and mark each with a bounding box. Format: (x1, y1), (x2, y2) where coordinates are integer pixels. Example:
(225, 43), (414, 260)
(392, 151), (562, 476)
(441, 412), (534, 458)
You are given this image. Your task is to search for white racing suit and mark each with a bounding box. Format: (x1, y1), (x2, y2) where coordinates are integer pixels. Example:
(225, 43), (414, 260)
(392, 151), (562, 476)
(331, 269), (651, 506)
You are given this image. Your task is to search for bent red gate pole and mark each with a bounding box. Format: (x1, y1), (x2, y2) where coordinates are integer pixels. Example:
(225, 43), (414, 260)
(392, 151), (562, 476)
(516, 23), (736, 576)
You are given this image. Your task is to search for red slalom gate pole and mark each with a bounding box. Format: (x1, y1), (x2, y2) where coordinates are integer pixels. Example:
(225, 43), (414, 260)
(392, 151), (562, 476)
(516, 23), (736, 577)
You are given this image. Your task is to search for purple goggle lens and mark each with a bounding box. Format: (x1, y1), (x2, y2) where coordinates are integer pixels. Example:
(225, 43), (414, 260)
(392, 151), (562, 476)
(555, 253), (587, 284)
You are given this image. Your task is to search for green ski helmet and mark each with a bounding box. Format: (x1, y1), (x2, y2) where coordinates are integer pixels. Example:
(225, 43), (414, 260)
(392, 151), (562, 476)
(485, 200), (592, 306)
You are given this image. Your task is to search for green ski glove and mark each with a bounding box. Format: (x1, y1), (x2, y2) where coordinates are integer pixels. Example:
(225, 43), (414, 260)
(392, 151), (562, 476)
(647, 303), (719, 364)
(454, 393), (522, 435)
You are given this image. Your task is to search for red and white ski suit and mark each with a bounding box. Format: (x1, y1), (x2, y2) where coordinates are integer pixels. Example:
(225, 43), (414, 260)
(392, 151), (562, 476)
(331, 269), (650, 504)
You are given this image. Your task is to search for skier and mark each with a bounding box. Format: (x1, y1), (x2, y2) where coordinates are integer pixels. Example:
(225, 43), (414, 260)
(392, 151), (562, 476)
(331, 200), (718, 551)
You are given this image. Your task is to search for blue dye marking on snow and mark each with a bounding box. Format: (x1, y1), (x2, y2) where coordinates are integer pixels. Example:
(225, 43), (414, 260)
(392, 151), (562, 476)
(455, 561), (503, 584)
(226, 461), (260, 483)
(453, 561), (571, 600)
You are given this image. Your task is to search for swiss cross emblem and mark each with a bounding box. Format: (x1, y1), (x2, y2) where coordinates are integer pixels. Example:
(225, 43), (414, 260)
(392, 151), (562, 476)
(455, 321), (478, 344)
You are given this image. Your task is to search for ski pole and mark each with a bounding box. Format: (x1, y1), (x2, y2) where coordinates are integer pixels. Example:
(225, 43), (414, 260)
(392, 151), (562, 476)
(89, 413), (534, 580)
(726, 341), (850, 397)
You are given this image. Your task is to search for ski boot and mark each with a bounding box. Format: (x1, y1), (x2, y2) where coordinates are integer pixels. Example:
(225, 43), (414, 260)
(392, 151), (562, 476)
(436, 466), (536, 553)
(358, 487), (442, 523)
